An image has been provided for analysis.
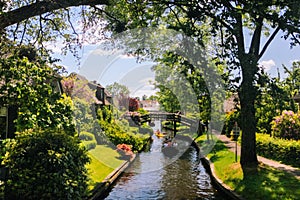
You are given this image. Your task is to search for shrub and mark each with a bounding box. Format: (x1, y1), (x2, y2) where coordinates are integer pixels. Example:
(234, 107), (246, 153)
(2, 129), (90, 199)
(82, 140), (97, 151)
(139, 124), (153, 135)
(271, 110), (300, 140)
(256, 133), (300, 167)
(99, 119), (149, 152)
(97, 107), (150, 152)
(79, 131), (96, 141)
(79, 132), (97, 150)
(137, 108), (149, 115)
(221, 110), (240, 137)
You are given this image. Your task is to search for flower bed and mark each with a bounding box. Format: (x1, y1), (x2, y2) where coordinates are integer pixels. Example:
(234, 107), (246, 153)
(271, 110), (300, 140)
(116, 144), (134, 160)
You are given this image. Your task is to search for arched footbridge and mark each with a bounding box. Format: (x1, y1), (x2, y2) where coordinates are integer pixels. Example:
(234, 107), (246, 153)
(123, 111), (206, 133)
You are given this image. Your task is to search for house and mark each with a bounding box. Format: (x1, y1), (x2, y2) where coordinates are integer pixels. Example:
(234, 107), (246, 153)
(0, 106), (17, 140)
(140, 100), (160, 111)
(223, 94), (239, 114)
(67, 73), (113, 110)
(0, 75), (63, 140)
(88, 81), (112, 107)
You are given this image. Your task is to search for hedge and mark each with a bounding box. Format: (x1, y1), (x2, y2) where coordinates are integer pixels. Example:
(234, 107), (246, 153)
(139, 124), (153, 135)
(79, 132), (97, 150)
(79, 131), (96, 141)
(82, 140), (97, 151)
(256, 133), (300, 168)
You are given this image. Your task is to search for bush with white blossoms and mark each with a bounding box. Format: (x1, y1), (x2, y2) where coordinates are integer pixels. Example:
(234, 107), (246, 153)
(271, 110), (300, 140)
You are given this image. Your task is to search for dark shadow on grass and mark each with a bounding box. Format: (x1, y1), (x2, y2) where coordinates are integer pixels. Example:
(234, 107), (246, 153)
(233, 164), (300, 200)
(208, 140), (229, 163)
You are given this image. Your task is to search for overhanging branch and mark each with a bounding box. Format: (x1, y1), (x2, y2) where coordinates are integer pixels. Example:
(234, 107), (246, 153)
(258, 26), (280, 60)
(0, 0), (109, 30)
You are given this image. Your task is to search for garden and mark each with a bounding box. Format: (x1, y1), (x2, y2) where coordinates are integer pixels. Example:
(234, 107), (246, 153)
(0, 54), (152, 199)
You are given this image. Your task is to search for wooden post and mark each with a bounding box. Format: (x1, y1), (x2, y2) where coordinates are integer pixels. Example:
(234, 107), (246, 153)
(173, 113), (176, 138)
(233, 122), (240, 162)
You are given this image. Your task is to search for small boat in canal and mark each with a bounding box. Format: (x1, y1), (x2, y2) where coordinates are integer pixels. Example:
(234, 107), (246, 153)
(162, 138), (179, 157)
(155, 130), (167, 137)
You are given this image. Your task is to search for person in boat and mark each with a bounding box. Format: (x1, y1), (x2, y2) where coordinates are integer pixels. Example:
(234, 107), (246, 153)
(172, 139), (178, 146)
(163, 137), (173, 147)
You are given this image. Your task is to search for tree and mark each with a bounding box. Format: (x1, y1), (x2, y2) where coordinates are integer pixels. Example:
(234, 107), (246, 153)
(106, 82), (130, 110)
(106, 82), (130, 98)
(284, 61), (300, 106)
(255, 61), (300, 134)
(255, 68), (292, 134)
(0, 0), (111, 58)
(153, 51), (210, 118)
(0, 56), (75, 134)
(129, 97), (139, 112)
(142, 94), (147, 101)
(103, 0), (300, 176)
(148, 95), (158, 101)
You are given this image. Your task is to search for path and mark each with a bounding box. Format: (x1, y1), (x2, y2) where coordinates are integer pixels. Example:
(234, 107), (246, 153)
(217, 135), (300, 180)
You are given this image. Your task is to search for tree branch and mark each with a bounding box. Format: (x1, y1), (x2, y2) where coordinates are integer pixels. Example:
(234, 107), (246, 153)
(249, 17), (263, 56)
(91, 5), (122, 24)
(0, 0), (109, 30)
(20, 19), (29, 44)
(258, 26), (280, 60)
(235, 12), (245, 58)
(65, 8), (78, 35)
(291, 32), (300, 46)
(41, 16), (65, 36)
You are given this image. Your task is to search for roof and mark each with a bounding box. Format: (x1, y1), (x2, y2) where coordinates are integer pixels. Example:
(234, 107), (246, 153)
(224, 94), (239, 113)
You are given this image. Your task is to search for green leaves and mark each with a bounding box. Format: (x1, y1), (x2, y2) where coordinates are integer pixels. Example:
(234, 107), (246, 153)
(0, 56), (75, 134)
(256, 133), (300, 167)
(3, 129), (90, 199)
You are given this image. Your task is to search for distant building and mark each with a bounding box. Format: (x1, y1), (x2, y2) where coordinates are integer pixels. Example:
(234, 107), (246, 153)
(224, 94), (239, 113)
(88, 81), (113, 109)
(140, 100), (160, 111)
(69, 73), (112, 108)
(0, 75), (62, 140)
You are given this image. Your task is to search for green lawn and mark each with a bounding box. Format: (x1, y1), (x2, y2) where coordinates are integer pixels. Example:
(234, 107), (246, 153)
(196, 136), (300, 200)
(86, 145), (125, 189)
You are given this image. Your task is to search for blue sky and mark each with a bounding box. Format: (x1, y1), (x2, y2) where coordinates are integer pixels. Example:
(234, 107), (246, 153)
(259, 33), (300, 77)
(54, 32), (300, 98)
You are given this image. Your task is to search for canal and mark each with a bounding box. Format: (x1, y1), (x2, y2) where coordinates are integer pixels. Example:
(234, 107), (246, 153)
(101, 121), (227, 200)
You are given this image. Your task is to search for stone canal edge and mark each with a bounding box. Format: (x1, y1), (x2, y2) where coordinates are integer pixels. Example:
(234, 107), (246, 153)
(192, 140), (244, 200)
(89, 154), (136, 200)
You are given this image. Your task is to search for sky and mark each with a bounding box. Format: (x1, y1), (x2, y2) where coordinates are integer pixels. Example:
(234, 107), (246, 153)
(54, 31), (300, 98)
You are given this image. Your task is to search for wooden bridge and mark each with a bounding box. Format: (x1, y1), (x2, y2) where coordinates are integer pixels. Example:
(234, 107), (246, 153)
(147, 111), (197, 127)
(122, 111), (205, 134)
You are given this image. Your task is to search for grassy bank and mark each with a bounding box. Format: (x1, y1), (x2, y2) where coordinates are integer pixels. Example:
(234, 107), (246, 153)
(86, 145), (124, 190)
(196, 136), (300, 200)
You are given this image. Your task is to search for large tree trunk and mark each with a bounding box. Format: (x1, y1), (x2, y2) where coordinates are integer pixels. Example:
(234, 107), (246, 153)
(239, 54), (259, 177)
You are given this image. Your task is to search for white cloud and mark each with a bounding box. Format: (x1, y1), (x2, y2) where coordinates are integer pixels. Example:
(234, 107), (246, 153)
(259, 60), (276, 71)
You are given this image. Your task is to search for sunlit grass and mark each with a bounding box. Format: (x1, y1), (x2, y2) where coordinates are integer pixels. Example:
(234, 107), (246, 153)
(197, 135), (300, 200)
(86, 145), (124, 189)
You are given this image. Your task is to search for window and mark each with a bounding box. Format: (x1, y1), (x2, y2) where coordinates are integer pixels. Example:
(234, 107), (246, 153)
(0, 107), (7, 140)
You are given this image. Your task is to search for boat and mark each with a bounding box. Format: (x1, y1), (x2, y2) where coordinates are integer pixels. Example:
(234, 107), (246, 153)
(161, 139), (179, 157)
(155, 130), (166, 137)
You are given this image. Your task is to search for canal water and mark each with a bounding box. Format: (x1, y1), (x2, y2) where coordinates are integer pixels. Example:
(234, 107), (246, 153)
(102, 121), (226, 200)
